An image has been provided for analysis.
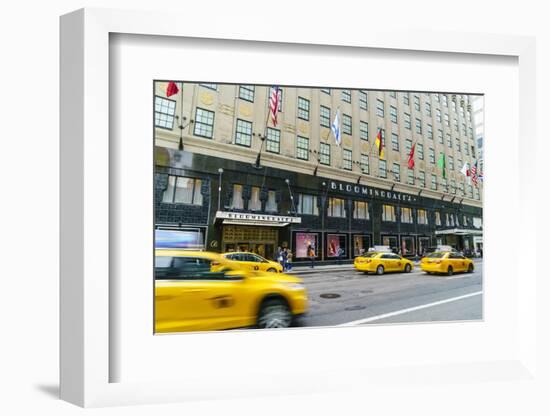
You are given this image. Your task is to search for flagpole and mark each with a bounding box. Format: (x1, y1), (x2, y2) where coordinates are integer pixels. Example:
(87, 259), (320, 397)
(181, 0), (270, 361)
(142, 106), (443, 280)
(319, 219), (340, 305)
(177, 82), (184, 150)
(253, 86), (275, 169)
(313, 128), (332, 176)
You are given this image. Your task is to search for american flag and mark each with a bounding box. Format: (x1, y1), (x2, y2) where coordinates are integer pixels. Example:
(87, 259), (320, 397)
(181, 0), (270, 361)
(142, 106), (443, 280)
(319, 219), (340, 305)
(269, 86), (280, 127)
(471, 160), (478, 186)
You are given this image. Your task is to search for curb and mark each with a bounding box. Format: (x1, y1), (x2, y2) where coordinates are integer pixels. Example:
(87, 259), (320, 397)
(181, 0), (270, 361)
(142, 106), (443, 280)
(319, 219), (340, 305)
(289, 258), (483, 276)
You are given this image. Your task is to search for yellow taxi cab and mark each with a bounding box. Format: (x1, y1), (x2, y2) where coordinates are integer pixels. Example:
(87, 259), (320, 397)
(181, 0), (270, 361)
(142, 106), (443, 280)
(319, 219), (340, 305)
(155, 250), (308, 333)
(420, 251), (474, 276)
(354, 251), (414, 275)
(220, 251), (283, 273)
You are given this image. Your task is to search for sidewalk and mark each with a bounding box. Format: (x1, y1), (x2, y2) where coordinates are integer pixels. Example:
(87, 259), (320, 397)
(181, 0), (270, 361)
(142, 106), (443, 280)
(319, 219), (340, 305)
(287, 257), (483, 276)
(286, 263), (355, 276)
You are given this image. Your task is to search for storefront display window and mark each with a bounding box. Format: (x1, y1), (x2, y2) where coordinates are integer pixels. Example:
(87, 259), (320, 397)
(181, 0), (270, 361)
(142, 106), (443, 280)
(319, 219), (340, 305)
(401, 236), (415, 256)
(382, 235), (398, 252)
(327, 234), (347, 258)
(353, 235), (372, 256)
(418, 237), (431, 256)
(295, 232), (318, 258)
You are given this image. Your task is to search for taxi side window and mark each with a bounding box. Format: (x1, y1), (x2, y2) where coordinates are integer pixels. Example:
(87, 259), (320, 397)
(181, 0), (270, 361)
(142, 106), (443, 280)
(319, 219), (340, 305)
(155, 256), (173, 279)
(155, 257), (229, 280)
(381, 254), (392, 259)
(248, 254), (262, 262)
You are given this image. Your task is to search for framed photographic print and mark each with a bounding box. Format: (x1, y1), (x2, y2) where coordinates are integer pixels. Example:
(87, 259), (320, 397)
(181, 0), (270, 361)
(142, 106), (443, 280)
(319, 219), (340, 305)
(60, 7), (539, 408)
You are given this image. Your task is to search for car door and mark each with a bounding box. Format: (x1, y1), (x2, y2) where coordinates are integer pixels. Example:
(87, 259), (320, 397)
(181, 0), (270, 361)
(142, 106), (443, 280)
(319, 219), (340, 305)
(456, 254), (468, 272)
(155, 256), (212, 333)
(155, 256), (249, 332)
(392, 254), (405, 271)
(250, 254), (271, 271)
(381, 254), (395, 271)
(232, 253), (253, 272)
(448, 253), (463, 271)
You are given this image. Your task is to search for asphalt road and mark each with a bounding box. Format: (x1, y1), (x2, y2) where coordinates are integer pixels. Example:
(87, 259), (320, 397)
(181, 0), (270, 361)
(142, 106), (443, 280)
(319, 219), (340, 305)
(295, 262), (483, 327)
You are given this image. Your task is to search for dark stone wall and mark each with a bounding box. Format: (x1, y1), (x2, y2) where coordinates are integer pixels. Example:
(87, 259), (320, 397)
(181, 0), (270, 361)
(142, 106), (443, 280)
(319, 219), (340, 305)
(154, 150), (482, 258)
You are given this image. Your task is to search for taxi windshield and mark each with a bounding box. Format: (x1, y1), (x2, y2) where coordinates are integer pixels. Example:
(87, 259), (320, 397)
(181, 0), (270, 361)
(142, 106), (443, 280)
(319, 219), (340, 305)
(425, 252), (447, 258)
(361, 252), (379, 258)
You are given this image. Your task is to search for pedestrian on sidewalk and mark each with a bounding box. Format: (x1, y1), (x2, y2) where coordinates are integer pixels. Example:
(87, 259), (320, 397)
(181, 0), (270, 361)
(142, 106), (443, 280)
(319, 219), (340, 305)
(307, 244), (315, 268)
(275, 246), (283, 268)
(337, 246), (344, 265)
(285, 248), (293, 271)
(281, 247), (288, 271)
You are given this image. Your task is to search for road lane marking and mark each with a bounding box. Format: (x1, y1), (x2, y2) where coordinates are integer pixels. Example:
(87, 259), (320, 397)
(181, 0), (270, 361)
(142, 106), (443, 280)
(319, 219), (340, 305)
(337, 290), (483, 326)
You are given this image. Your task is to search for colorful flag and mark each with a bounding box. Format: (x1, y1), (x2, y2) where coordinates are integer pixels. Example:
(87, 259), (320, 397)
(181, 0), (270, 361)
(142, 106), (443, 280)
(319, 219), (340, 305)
(471, 160), (479, 186)
(437, 152), (446, 179)
(166, 81), (179, 97)
(407, 142), (416, 169)
(331, 109), (341, 146)
(375, 129), (384, 159)
(460, 162), (471, 184)
(269, 86), (280, 127)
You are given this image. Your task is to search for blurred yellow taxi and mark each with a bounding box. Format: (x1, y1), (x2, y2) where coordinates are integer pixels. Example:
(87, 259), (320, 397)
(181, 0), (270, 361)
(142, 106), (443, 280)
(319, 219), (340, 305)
(220, 251), (283, 273)
(155, 250), (307, 333)
(420, 251), (474, 276)
(354, 252), (414, 275)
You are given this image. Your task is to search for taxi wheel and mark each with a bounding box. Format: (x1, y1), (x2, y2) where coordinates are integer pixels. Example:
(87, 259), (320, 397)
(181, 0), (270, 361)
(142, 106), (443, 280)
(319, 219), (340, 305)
(404, 264), (412, 273)
(468, 264), (474, 273)
(376, 265), (385, 275)
(267, 268), (277, 273)
(447, 266), (454, 276)
(257, 298), (292, 329)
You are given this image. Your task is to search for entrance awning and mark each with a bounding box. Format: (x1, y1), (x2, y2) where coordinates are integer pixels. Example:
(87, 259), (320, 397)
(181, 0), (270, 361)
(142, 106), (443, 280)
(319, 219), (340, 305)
(214, 211), (301, 227)
(435, 228), (483, 236)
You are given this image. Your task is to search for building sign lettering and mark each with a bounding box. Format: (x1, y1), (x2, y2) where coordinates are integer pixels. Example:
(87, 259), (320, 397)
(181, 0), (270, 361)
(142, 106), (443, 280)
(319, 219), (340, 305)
(215, 211), (301, 223)
(329, 181), (417, 202)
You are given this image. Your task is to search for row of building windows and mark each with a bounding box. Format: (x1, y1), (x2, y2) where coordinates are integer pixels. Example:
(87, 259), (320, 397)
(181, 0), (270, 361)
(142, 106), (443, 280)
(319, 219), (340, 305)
(199, 83), (471, 115)
(155, 93), (475, 159)
(156, 86), (474, 138)
(161, 176), (481, 224)
(230, 184), (278, 212)
(160, 102), (476, 161)
(302, 195), (480, 226)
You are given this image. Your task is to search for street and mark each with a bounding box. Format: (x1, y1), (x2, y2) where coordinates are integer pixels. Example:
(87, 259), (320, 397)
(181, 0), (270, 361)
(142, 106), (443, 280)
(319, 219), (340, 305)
(292, 261), (482, 327)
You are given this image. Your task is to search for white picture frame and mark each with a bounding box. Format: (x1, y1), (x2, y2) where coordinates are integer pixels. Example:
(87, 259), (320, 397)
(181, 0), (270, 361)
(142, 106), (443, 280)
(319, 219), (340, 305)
(60, 8), (539, 408)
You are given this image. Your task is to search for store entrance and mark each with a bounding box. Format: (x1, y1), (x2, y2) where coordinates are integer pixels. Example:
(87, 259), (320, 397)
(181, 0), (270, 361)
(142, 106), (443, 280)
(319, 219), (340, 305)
(222, 225), (278, 260)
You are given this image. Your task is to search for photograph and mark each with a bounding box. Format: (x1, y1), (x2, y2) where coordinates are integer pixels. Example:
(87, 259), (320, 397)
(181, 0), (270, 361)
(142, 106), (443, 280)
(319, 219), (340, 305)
(153, 81), (484, 333)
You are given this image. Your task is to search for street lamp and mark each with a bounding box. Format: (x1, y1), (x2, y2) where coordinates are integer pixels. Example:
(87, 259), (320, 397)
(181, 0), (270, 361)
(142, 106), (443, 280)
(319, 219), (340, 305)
(175, 115), (193, 151)
(285, 179), (297, 215)
(217, 168), (223, 212)
(253, 134), (266, 169)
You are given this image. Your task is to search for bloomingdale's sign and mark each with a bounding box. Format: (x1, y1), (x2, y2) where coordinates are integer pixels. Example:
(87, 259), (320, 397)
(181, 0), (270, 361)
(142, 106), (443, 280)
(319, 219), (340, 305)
(329, 181), (418, 203)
